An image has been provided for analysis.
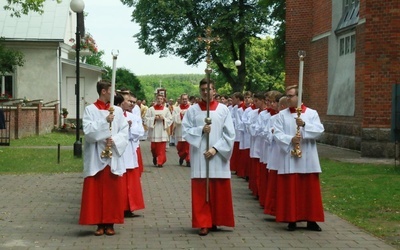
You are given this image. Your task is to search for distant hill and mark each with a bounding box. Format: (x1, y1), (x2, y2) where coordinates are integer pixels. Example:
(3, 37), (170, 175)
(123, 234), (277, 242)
(137, 74), (204, 102)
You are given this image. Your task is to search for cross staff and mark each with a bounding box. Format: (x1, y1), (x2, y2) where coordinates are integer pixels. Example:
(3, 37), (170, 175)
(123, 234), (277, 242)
(198, 27), (220, 203)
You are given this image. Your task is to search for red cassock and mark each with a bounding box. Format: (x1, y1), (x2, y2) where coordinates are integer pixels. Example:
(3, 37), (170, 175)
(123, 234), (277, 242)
(137, 146), (144, 174)
(258, 162), (268, 207)
(191, 179), (235, 229)
(275, 173), (325, 222)
(248, 157), (260, 196)
(230, 141), (240, 171)
(122, 168), (145, 212)
(79, 166), (124, 225)
(236, 148), (250, 178)
(176, 141), (190, 162)
(151, 142), (167, 165)
(264, 169), (278, 216)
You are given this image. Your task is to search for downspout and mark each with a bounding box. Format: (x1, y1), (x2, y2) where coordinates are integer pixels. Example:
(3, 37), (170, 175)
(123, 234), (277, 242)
(58, 46), (62, 127)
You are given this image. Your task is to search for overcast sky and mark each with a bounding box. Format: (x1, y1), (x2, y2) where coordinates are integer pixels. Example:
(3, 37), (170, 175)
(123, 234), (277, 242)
(83, 0), (203, 76)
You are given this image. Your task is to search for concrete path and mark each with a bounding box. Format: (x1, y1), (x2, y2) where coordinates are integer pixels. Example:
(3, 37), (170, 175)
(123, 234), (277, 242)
(0, 141), (396, 249)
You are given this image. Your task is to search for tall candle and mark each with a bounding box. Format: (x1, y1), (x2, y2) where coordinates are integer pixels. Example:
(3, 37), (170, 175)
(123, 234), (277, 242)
(297, 51), (306, 108)
(110, 50), (119, 107)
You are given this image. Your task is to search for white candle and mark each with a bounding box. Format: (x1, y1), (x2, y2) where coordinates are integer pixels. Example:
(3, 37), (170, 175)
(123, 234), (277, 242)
(110, 50), (119, 107)
(297, 51), (306, 108)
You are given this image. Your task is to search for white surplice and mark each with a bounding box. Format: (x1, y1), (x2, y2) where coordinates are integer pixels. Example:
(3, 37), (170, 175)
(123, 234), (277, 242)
(172, 105), (190, 141)
(273, 107), (324, 174)
(144, 106), (172, 142)
(239, 106), (253, 150)
(182, 102), (235, 179)
(83, 105), (129, 178)
(255, 109), (272, 164)
(122, 111), (144, 169)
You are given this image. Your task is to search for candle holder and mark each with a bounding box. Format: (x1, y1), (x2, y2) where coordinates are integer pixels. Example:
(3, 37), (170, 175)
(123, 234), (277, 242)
(101, 50), (119, 159)
(291, 107), (302, 158)
(291, 50), (306, 158)
(101, 106), (115, 158)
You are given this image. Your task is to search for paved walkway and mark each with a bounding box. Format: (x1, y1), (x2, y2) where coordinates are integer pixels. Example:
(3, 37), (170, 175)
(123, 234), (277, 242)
(0, 141), (396, 249)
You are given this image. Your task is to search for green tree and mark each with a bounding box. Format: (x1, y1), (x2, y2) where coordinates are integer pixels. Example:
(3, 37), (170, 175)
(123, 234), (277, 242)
(121, 0), (272, 92)
(244, 37), (285, 92)
(84, 50), (107, 68)
(212, 37), (285, 94)
(259, 0), (286, 69)
(103, 67), (146, 101)
(137, 74), (201, 103)
(0, 39), (25, 76)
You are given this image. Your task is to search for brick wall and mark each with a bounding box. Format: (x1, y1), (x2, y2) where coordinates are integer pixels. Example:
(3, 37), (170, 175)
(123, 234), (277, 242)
(363, 0), (400, 128)
(285, 0), (313, 90)
(0, 103), (59, 140)
(359, 0), (400, 157)
(286, 0), (400, 157)
(312, 1), (332, 35)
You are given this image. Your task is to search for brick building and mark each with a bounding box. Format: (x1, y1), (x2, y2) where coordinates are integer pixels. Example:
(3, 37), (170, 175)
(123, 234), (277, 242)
(285, 0), (400, 157)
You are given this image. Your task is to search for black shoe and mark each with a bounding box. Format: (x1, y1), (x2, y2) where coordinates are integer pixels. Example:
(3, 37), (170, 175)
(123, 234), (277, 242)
(157, 164), (163, 168)
(287, 222), (297, 231)
(210, 225), (218, 231)
(153, 157), (157, 166)
(306, 222), (322, 231)
(124, 210), (134, 218)
(186, 161), (191, 167)
(179, 158), (184, 166)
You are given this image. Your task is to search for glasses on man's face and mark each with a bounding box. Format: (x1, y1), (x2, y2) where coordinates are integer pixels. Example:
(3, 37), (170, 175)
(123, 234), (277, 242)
(286, 94), (297, 99)
(129, 100), (136, 104)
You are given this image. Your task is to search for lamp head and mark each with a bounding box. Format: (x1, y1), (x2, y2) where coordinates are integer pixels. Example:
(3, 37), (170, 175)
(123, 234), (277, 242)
(111, 49), (120, 57)
(235, 60), (242, 67)
(298, 50), (306, 59)
(70, 0), (85, 13)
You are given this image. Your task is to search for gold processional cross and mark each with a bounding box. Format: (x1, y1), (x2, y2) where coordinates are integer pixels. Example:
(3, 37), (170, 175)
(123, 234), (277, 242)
(197, 27), (220, 203)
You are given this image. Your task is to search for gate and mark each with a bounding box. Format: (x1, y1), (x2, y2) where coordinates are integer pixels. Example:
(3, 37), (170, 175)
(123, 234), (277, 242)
(0, 105), (11, 146)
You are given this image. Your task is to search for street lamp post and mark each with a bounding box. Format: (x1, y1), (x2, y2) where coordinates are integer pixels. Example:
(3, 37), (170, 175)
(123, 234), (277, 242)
(70, 0), (85, 157)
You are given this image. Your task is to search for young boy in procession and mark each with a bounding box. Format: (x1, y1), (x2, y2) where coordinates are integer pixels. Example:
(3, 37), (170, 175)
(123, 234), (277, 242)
(144, 94), (173, 168)
(235, 91), (253, 178)
(79, 80), (129, 236)
(256, 91), (281, 207)
(273, 85), (325, 231)
(230, 92), (246, 174)
(172, 93), (191, 167)
(264, 95), (288, 216)
(116, 92), (145, 218)
(182, 78), (236, 236)
(244, 92), (264, 197)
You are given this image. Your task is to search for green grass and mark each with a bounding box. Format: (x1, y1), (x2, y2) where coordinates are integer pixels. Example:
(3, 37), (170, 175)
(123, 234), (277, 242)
(10, 131), (78, 146)
(320, 158), (400, 248)
(0, 132), (82, 173)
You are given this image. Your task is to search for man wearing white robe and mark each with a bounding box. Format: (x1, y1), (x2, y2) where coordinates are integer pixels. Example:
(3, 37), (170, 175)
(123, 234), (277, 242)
(264, 95), (288, 217)
(117, 93), (145, 217)
(273, 85), (325, 232)
(182, 78), (235, 236)
(79, 80), (129, 236)
(145, 94), (173, 167)
(130, 95), (145, 174)
(172, 93), (191, 167)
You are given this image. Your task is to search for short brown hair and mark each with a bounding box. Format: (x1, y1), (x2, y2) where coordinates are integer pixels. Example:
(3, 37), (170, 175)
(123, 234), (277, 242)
(96, 80), (111, 96)
(286, 85), (298, 95)
(232, 92), (244, 101)
(199, 78), (215, 88)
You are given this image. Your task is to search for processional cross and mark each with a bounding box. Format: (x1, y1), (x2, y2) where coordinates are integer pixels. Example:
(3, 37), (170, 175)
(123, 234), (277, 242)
(197, 27), (220, 203)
